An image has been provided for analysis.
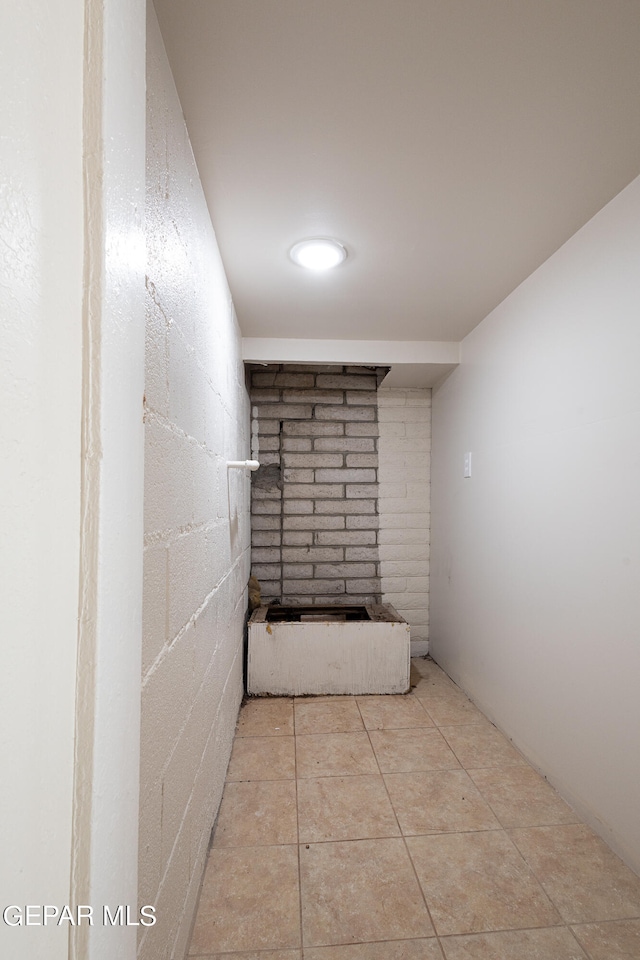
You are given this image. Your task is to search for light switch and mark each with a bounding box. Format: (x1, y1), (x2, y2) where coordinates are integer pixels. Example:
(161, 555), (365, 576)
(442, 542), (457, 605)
(464, 452), (472, 478)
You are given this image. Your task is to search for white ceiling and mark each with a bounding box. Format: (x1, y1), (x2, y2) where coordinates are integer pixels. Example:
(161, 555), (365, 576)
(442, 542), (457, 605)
(154, 0), (640, 346)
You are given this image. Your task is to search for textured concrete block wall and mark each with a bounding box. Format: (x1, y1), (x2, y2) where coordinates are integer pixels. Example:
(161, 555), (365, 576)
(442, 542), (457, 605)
(249, 364), (388, 604)
(139, 12), (250, 960)
(378, 388), (431, 654)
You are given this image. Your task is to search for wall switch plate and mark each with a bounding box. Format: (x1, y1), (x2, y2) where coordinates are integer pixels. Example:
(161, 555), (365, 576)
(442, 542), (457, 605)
(464, 452), (472, 478)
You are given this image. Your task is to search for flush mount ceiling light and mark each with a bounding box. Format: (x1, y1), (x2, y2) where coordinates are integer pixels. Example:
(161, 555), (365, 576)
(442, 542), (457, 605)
(289, 237), (347, 271)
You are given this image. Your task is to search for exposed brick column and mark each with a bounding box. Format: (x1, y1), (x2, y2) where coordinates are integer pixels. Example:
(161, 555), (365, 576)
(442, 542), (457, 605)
(249, 364), (388, 605)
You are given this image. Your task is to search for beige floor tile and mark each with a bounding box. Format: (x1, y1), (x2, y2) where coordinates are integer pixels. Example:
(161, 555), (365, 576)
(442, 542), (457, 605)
(198, 953), (302, 960)
(296, 732), (378, 779)
(305, 940), (444, 959)
(295, 698), (364, 735)
(212, 780), (298, 847)
(369, 728), (461, 774)
(468, 766), (578, 828)
(440, 724), (526, 769)
(295, 695), (356, 703)
(297, 775), (400, 842)
(226, 736), (295, 781)
(421, 695), (485, 727)
(237, 697), (294, 737)
(188, 845), (300, 954)
(407, 831), (560, 935)
(411, 666), (457, 698)
(356, 695), (433, 730)
(510, 824), (640, 923)
(440, 927), (587, 959)
(300, 838), (435, 946)
(571, 918), (640, 959)
(384, 770), (500, 836)
(411, 658), (454, 685)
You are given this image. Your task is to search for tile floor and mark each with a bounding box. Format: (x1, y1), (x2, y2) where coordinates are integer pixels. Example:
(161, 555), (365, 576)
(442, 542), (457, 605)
(187, 658), (640, 959)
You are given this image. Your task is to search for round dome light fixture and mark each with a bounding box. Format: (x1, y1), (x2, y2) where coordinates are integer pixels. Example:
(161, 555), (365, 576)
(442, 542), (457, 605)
(289, 237), (347, 271)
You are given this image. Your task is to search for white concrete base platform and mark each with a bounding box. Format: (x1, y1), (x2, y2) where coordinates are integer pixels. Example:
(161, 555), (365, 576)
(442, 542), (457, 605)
(247, 604), (411, 696)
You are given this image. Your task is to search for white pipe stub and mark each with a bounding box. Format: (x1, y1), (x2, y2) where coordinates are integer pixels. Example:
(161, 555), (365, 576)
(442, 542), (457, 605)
(227, 460), (260, 471)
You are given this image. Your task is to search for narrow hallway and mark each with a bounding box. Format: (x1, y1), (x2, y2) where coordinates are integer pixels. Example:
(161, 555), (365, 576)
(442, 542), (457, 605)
(186, 659), (640, 959)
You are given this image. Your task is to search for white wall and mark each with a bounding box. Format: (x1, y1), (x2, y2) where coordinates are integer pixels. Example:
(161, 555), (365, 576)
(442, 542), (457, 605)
(431, 174), (640, 872)
(1, 2), (146, 959)
(0, 2), (84, 956)
(139, 9), (251, 959)
(378, 389), (431, 655)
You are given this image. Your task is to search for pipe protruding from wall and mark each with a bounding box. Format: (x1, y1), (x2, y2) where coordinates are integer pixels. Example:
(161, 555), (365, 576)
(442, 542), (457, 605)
(227, 460), (260, 471)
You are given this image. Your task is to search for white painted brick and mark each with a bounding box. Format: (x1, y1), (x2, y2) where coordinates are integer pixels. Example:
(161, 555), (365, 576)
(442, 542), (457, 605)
(386, 595), (429, 613)
(377, 528), (429, 545)
(317, 468), (376, 483)
(258, 437), (280, 453)
(314, 563), (376, 578)
(142, 544), (168, 677)
(251, 546), (281, 563)
(378, 421), (406, 437)
(339, 594), (379, 604)
(345, 579), (380, 593)
(283, 515), (345, 530)
(283, 468), (314, 483)
(345, 453), (378, 467)
(346, 515), (379, 529)
(251, 515), (280, 530)
(251, 500), (281, 516)
(251, 530), (281, 547)
(378, 482), (407, 498)
(346, 484), (379, 499)
(273, 372), (315, 387)
(281, 562), (314, 579)
(257, 451), (281, 467)
(283, 579), (345, 595)
(314, 437), (375, 452)
(378, 497), (427, 513)
(315, 405), (376, 421)
(283, 500), (313, 514)
(382, 576), (429, 592)
(168, 530), (210, 639)
(257, 403), (313, 419)
(381, 561), (430, 577)
(283, 453), (343, 468)
(250, 388), (280, 402)
(345, 390), (377, 404)
(378, 405), (430, 421)
(282, 389), (343, 404)
(316, 374), (377, 389)
(405, 421), (432, 438)
(380, 438), (430, 454)
(379, 543), (430, 561)
(316, 530), (376, 545)
(283, 546), (344, 562)
(345, 547), (379, 561)
(251, 372), (277, 387)
(257, 419), (280, 435)
(377, 463), (430, 481)
(345, 422), (379, 437)
(284, 483), (345, 499)
(284, 421), (344, 436)
(251, 563), (282, 580)
(283, 531), (313, 546)
(378, 512), (430, 529)
(258, 581), (281, 597)
(316, 499), (376, 514)
(407, 482), (431, 498)
(252, 485), (282, 500)
(282, 437), (312, 451)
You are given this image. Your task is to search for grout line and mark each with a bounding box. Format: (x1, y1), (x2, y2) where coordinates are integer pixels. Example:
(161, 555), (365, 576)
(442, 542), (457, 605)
(293, 705), (305, 958)
(354, 695), (443, 952)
